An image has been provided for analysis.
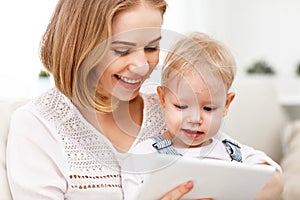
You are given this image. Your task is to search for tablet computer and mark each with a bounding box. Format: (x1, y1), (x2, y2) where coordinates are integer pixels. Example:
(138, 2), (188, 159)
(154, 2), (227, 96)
(133, 155), (275, 200)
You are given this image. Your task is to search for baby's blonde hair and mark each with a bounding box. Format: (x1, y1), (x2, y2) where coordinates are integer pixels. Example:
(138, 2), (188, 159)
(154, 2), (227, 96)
(162, 32), (237, 91)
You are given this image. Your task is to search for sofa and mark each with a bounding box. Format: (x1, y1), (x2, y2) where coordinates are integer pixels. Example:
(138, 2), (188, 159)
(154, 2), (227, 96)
(0, 78), (299, 199)
(223, 77), (299, 200)
(0, 97), (29, 200)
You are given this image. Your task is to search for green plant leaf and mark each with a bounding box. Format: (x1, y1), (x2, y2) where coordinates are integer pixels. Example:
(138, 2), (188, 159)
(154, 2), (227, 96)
(246, 60), (275, 75)
(39, 69), (50, 78)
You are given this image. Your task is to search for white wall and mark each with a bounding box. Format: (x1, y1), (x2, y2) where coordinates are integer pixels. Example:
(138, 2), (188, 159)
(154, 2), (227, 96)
(0, 0), (57, 97)
(1, 0), (300, 97)
(163, 0), (300, 78)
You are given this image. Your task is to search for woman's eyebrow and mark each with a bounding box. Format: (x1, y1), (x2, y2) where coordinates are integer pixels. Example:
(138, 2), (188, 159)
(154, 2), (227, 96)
(111, 40), (136, 46)
(111, 36), (162, 46)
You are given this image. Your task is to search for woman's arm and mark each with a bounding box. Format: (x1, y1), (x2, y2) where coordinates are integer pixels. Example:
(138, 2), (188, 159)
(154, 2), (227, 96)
(7, 108), (67, 199)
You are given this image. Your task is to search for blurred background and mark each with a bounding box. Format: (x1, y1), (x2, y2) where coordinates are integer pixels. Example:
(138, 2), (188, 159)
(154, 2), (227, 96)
(0, 0), (299, 102)
(0, 0), (56, 97)
(1, 2), (299, 197)
(164, 0), (300, 78)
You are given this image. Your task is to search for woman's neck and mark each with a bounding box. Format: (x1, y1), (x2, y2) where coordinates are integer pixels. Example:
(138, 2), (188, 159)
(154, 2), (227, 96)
(76, 95), (144, 152)
(104, 95), (144, 152)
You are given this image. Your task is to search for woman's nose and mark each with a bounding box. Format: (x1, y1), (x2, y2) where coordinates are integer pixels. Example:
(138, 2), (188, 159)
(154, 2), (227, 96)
(128, 49), (150, 76)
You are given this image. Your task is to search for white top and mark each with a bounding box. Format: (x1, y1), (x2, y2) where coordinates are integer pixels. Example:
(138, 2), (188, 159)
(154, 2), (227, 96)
(121, 134), (282, 200)
(6, 88), (165, 200)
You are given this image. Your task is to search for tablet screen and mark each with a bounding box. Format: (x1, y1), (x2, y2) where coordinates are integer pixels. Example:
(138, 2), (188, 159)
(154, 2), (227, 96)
(133, 155), (275, 200)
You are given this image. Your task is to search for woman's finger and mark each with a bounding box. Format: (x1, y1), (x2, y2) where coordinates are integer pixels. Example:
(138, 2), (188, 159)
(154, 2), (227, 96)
(160, 181), (194, 200)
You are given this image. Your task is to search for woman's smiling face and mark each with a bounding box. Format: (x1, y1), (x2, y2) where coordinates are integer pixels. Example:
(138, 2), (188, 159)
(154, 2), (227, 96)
(97, 4), (163, 101)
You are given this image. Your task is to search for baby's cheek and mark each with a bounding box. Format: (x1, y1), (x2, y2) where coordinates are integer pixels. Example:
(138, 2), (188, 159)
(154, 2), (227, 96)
(172, 115), (184, 133)
(208, 114), (223, 131)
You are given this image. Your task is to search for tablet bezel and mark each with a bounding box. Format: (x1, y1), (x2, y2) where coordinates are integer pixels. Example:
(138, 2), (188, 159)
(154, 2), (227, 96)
(133, 155), (275, 200)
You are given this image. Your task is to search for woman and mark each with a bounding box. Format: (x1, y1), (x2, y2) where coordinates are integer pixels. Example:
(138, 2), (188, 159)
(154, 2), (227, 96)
(6, 0), (194, 199)
(7, 0), (282, 199)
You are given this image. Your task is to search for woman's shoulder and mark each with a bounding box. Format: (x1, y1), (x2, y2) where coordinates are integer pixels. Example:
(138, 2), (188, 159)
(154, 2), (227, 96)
(140, 91), (164, 120)
(29, 88), (74, 120)
(31, 87), (71, 110)
(141, 90), (164, 118)
(9, 88), (59, 117)
(136, 91), (166, 142)
(9, 88), (70, 132)
(140, 91), (160, 105)
(140, 84), (160, 103)
(11, 88), (76, 132)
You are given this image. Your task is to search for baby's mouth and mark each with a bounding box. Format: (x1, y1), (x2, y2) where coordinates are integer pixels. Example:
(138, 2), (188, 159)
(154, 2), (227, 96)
(182, 129), (204, 135)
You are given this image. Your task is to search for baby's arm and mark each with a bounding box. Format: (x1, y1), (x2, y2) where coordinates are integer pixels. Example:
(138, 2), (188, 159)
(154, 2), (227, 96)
(239, 146), (283, 199)
(255, 166), (283, 200)
(218, 133), (283, 199)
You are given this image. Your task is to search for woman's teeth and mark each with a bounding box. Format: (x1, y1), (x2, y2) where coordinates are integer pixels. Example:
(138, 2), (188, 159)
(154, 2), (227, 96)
(117, 75), (142, 84)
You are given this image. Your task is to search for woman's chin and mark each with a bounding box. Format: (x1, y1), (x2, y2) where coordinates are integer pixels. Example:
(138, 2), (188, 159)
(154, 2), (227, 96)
(114, 91), (140, 102)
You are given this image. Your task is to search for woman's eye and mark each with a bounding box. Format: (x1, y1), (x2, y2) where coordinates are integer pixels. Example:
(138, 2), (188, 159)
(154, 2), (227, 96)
(144, 46), (158, 52)
(174, 104), (188, 110)
(114, 49), (130, 56)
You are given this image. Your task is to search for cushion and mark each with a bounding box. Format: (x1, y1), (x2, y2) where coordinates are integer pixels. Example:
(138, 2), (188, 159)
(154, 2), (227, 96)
(0, 98), (29, 200)
(223, 78), (289, 163)
(280, 120), (300, 199)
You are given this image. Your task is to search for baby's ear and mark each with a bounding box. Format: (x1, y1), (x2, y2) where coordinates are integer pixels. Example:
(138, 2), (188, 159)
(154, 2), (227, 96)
(157, 86), (166, 108)
(224, 92), (235, 116)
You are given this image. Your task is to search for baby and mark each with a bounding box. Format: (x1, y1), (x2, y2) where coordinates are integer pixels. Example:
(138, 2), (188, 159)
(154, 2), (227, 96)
(121, 32), (282, 200)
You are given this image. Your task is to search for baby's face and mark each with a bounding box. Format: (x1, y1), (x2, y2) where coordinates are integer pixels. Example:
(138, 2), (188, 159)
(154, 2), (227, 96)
(159, 69), (232, 148)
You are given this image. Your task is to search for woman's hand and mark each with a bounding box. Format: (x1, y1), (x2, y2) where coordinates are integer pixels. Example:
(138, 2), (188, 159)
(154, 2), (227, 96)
(160, 181), (213, 200)
(160, 181), (193, 200)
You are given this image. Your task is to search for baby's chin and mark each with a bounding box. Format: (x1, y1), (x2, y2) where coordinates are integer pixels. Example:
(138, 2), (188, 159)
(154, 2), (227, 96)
(185, 138), (213, 148)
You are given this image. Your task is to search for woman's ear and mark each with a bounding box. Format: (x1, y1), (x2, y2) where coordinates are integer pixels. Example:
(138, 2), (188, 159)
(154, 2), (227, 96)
(157, 86), (166, 108)
(224, 92), (235, 116)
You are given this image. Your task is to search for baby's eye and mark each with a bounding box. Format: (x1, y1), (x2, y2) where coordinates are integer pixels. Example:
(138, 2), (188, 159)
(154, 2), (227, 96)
(174, 104), (188, 110)
(113, 48), (131, 56)
(144, 45), (158, 52)
(203, 106), (216, 112)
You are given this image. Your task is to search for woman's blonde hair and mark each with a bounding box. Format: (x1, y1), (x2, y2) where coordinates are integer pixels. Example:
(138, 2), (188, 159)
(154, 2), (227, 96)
(162, 32), (237, 91)
(40, 0), (166, 112)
